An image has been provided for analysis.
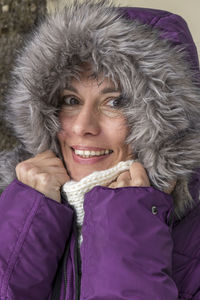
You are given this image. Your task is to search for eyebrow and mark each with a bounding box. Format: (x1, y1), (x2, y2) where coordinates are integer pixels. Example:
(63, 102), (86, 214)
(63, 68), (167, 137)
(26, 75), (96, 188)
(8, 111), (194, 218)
(100, 87), (120, 94)
(63, 85), (120, 94)
(64, 85), (78, 93)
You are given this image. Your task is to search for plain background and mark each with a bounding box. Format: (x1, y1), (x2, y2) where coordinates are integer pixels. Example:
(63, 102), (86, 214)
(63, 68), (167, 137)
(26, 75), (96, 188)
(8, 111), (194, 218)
(47, 0), (200, 60)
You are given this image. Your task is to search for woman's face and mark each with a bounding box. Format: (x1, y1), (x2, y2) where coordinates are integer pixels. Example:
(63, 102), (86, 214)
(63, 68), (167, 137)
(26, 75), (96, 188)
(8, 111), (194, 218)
(57, 71), (132, 181)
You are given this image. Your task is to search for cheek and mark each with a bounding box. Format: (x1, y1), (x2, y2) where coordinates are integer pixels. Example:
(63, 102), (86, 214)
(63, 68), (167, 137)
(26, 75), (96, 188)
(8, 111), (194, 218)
(105, 117), (129, 144)
(57, 112), (71, 138)
(58, 111), (65, 127)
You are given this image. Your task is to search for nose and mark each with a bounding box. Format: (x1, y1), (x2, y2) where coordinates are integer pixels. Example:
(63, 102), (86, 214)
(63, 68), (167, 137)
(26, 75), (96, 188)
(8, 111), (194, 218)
(72, 105), (101, 136)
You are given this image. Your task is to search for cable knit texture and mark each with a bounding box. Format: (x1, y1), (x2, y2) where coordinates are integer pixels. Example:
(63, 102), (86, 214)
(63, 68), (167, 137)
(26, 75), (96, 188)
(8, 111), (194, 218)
(62, 159), (136, 246)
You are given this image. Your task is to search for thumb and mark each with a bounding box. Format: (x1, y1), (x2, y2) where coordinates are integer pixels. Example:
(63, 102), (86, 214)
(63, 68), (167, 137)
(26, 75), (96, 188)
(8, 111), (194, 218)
(57, 171), (71, 187)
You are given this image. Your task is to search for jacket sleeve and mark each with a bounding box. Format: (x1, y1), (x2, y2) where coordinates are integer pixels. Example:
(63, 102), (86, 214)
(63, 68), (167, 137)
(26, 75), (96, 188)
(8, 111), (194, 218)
(0, 179), (74, 300)
(80, 186), (179, 300)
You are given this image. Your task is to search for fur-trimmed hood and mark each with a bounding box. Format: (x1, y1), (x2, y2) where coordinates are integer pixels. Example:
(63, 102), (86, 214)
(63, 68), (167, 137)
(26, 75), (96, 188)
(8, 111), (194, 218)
(1, 0), (200, 218)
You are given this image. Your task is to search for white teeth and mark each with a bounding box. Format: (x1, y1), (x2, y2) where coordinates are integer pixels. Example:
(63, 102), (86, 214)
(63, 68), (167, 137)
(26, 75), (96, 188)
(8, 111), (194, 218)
(74, 149), (111, 157)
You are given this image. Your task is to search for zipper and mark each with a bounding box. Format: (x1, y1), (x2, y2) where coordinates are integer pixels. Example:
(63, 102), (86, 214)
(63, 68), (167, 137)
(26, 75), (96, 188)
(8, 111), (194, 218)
(72, 215), (81, 300)
(51, 203), (81, 300)
(62, 215), (81, 300)
(61, 191), (73, 296)
(63, 237), (71, 298)
(51, 230), (72, 300)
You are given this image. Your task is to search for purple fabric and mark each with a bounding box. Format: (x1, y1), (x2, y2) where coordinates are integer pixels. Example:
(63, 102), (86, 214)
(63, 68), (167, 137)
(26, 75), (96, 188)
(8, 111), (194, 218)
(0, 178), (200, 299)
(172, 203), (200, 299)
(0, 179), (74, 299)
(80, 186), (178, 299)
(172, 169), (200, 299)
(119, 7), (200, 72)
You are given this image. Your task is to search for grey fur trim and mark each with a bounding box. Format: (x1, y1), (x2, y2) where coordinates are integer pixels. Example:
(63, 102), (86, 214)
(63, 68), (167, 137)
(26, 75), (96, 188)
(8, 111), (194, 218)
(0, 144), (32, 192)
(2, 0), (200, 217)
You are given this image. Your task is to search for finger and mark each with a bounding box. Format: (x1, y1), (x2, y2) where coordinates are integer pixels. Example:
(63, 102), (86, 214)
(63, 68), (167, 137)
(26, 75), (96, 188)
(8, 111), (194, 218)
(129, 162), (150, 186)
(115, 171), (131, 187)
(116, 171), (131, 182)
(27, 156), (66, 171)
(34, 166), (70, 184)
(55, 172), (70, 185)
(31, 166), (69, 176)
(30, 150), (57, 161)
(108, 171), (130, 188)
(28, 171), (69, 192)
(16, 161), (35, 184)
(108, 181), (117, 188)
(115, 180), (131, 188)
(35, 157), (65, 168)
(129, 162), (148, 178)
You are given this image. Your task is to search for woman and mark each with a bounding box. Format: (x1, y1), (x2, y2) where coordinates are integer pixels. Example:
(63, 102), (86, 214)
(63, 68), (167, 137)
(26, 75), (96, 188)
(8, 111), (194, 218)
(0, 1), (200, 299)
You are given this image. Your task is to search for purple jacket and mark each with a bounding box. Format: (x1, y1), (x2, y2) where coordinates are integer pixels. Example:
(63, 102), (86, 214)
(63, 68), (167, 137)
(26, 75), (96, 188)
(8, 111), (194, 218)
(1, 3), (200, 300)
(0, 169), (200, 300)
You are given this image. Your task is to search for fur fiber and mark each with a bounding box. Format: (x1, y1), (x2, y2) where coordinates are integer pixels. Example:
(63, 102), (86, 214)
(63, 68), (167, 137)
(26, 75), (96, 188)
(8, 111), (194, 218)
(1, 0), (200, 218)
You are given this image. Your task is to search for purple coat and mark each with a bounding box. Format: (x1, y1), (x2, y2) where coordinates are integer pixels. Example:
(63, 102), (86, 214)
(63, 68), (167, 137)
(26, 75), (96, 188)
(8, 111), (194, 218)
(0, 4), (200, 300)
(0, 169), (200, 299)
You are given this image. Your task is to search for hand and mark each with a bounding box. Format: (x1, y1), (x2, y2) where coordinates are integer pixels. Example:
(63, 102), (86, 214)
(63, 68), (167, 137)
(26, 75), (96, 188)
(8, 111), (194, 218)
(108, 162), (176, 194)
(15, 150), (70, 203)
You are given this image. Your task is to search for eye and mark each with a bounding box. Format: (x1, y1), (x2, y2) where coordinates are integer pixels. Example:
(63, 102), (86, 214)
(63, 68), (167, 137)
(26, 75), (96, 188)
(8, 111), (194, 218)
(107, 96), (124, 108)
(62, 95), (80, 106)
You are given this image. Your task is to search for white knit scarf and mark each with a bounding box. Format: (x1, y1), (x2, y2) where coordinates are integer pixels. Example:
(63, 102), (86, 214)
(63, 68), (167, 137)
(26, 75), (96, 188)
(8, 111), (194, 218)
(61, 159), (136, 247)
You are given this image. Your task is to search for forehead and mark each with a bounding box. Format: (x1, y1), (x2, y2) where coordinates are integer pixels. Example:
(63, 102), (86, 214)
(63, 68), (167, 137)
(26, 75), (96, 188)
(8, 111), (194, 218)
(66, 69), (120, 92)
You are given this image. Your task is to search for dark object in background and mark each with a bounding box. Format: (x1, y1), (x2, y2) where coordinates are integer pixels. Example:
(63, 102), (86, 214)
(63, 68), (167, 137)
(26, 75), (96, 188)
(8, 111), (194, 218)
(0, 0), (46, 151)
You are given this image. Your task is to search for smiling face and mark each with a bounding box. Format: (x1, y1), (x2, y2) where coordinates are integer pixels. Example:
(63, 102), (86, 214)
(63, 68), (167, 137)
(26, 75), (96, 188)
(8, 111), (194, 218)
(57, 71), (133, 181)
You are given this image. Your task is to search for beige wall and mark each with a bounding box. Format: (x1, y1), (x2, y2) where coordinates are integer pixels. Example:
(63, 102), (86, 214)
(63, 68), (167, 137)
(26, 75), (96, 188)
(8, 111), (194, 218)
(47, 0), (200, 61)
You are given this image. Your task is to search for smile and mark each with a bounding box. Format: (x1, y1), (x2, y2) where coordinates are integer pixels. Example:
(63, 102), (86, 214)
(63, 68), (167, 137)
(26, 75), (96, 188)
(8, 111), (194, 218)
(71, 146), (113, 164)
(74, 149), (112, 158)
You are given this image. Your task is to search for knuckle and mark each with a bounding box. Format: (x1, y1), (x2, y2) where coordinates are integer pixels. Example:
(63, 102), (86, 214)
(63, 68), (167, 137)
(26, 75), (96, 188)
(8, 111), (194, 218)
(28, 166), (40, 177)
(16, 161), (32, 173)
(119, 180), (126, 186)
(38, 173), (51, 185)
(117, 180), (130, 188)
(54, 158), (63, 166)
(132, 178), (145, 186)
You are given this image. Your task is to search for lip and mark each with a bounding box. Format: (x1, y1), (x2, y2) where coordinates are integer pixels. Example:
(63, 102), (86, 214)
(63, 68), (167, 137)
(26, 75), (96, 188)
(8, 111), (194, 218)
(72, 145), (111, 151)
(71, 146), (112, 165)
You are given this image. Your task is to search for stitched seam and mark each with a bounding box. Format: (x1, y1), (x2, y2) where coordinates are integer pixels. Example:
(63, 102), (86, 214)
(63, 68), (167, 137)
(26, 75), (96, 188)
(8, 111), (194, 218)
(0, 194), (43, 299)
